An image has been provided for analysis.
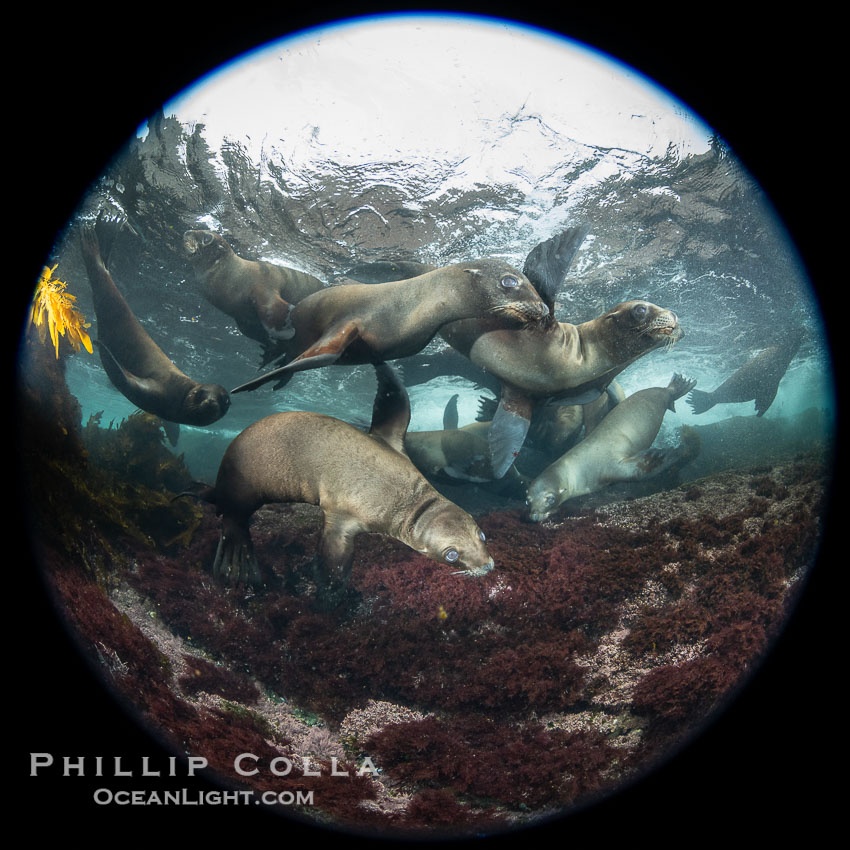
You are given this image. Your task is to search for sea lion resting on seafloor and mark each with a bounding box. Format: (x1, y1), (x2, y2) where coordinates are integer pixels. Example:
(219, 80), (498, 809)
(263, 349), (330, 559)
(183, 230), (326, 361)
(405, 382), (625, 488)
(229, 260), (548, 395)
(687, 328), (805, 417)
(526, 373), (697, 522)
(80, 219), (230, 441)
(198, 363), (494, 606)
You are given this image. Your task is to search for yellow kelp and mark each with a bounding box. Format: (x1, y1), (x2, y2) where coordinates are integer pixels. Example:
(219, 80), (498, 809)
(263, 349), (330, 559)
(30, 264), (93, 358)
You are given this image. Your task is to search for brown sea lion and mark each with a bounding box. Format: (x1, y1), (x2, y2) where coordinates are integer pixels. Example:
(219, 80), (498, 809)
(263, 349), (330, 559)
(183, 230), (325, 360)
(199, 364), (494, 605)
(687, 328), (804, 416)
(526, 373), (697, 522)
(80, 220), (230, 438)
(230, 260), (548, 395)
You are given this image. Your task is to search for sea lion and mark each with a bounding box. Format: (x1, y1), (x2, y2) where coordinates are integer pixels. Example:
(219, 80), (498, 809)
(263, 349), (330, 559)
(199, 364), (494, 605)
(230, 260), (548, 394)
(404, 394), (527, 491)
(526, 373), (697, 522)
(183, 230), (325, 360)
(80, 219), (231, 438)
(687, 328), (804, 416)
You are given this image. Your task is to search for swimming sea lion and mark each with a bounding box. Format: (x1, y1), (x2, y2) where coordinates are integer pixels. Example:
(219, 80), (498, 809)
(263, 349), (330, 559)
(444, 298), (682, 477)
(183, 230), (325, 360)
(526, 373), (697, 522)
(687, 328), (804, 416)
(199, 364), (494, 605)
(80, 220), (231, 436)
(230, 260), (548, 394)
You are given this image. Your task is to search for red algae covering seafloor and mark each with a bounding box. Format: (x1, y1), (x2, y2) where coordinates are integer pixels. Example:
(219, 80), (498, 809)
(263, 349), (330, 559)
(19, 332), (827, 838)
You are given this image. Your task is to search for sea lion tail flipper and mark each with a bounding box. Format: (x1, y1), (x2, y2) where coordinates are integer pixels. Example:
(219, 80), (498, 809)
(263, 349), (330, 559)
(522, 224), (589, 310)
(443, 394), (460, 430)
(488, 390), (533, 479)
(686, 388), (714, 415)
(666, 373), (698, 411)
(368, 363), (411, 453)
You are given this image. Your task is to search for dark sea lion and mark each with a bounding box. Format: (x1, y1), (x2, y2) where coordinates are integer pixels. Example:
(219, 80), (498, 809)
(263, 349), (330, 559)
(199, 364), (494, 604)
(526, 373), (697, 522)
(230, 260), (548, 394)
(687, 328), (805, 416)
(183, 230), (325, 359)
(342, 259), (435, 284)
(80, 221), (230, 437)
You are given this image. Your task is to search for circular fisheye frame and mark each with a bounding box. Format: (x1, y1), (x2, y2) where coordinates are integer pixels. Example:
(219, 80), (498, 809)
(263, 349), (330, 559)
(18, 11), (833, 842)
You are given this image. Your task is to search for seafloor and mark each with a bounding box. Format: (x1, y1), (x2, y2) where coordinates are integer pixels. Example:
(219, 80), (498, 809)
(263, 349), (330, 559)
(18, 327), (830, 838)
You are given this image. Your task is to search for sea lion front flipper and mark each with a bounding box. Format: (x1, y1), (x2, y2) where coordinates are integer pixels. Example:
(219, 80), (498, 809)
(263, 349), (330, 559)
(95, 340), (161, 400)
(443, 394), (460, 430)
(231, 321), (362, 394)
(313, 510), (364, 608)
(488, 387), (533, 479)
(522, 225), (589, 312)
(754, 386), (779, 417)
(212, 515), (263, 588)
(251, 284), (295, 342)
(161, 419), (181, 446)
(368, 363), (411, 453)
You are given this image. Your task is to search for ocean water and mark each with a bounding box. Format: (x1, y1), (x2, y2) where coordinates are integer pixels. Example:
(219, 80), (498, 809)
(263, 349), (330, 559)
(18, 14), (836, 841)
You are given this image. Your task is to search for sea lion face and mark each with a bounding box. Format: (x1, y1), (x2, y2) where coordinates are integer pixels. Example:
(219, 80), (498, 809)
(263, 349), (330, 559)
(181, 383), (232, 425)
(526, 474), (568, 523)
(463, 261), (549, 325)
(416, 504), (494, 577)
(183, 230), (232, 269)
(603, 300), (682, 358)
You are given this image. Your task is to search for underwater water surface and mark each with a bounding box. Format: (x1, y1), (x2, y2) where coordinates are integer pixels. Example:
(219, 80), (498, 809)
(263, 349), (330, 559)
(17, 12), (835, 841)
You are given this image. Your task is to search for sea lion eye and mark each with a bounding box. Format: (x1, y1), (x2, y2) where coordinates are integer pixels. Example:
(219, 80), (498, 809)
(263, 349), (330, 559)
(478, 531), (486, 542)
(444, 549), (460, 563)
(631, 303), (648, 319)
(500, 274), (520, 289)
(545, 494), (556, 506)
(201, 232), (215, 246)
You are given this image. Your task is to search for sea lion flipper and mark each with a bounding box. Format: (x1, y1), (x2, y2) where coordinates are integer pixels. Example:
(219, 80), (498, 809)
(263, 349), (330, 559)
(443, 394), (460, 430)
(314, 510), (364, 608)
(686, 388), (714, 415)
(213, 516), (263, 588)
(95, 340), (159, 398)
(522, 225), (589, 311)
(754, 386), (779, 417)
(162, 419), (180, 446)
(251, 285), (295, 342)
(368, 363), (411, 453)
(488, 389), (533, 479)
(548, 386), (606, 406)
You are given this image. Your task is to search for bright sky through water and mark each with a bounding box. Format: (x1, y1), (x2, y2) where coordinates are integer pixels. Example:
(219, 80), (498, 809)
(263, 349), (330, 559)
(165, 15), (712, 168)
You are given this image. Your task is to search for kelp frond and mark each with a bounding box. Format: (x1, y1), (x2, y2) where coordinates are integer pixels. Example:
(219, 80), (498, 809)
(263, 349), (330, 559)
(30, 265), (93, 358)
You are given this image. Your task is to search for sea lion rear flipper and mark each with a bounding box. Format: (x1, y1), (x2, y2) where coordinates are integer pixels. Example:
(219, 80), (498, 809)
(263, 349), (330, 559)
(488, 388), (533, 479)
(666, 373), (698, 411)
(686, 388), (715, 415)
(368, 363), (411, 453)
(443, 394), (460, 430)
(522, 225), (589, 311)
(213, 516), (263, 588)
(476, 394), (498, 422)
